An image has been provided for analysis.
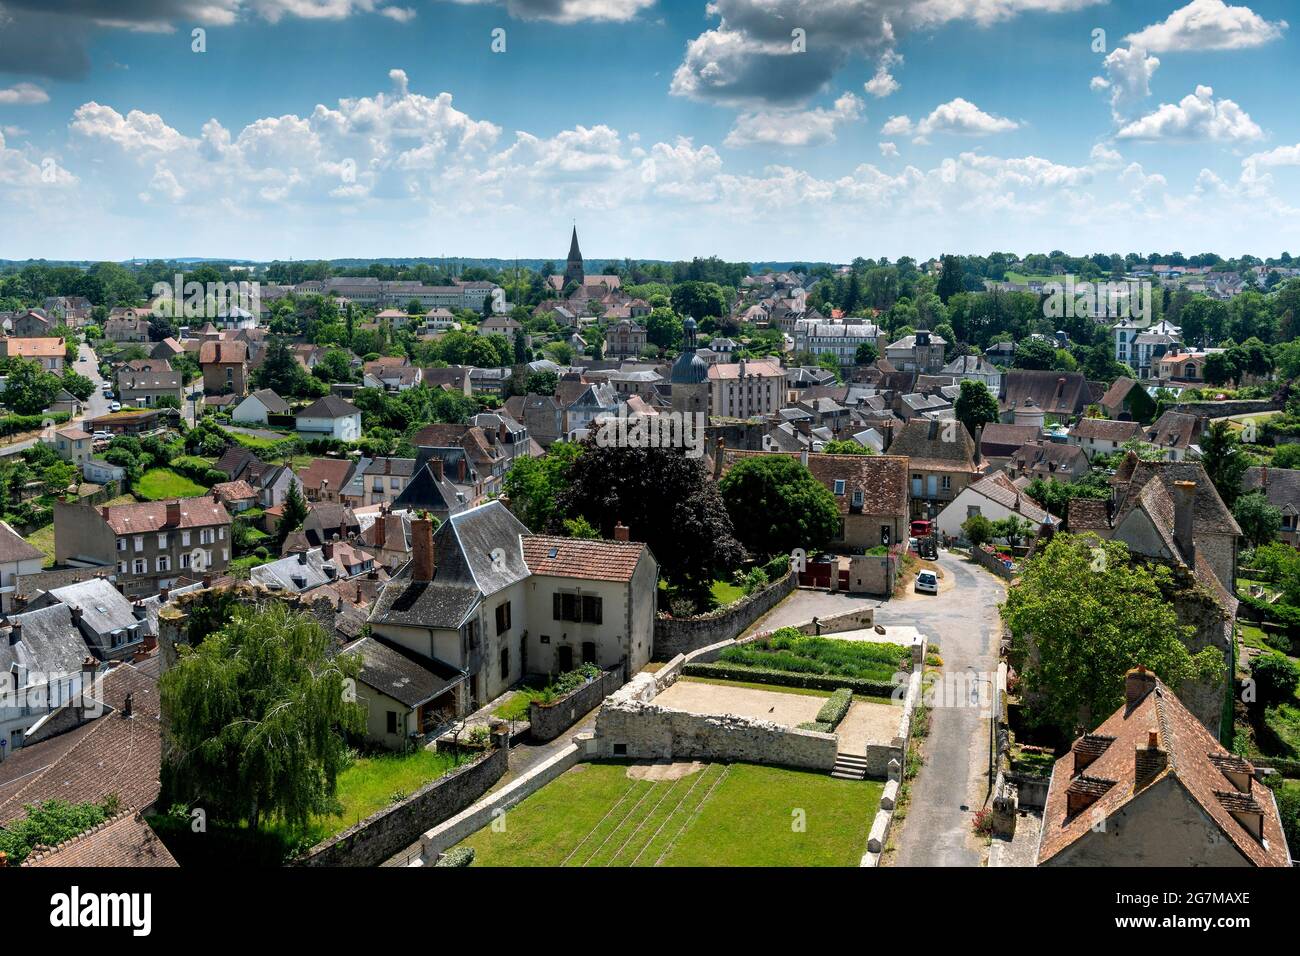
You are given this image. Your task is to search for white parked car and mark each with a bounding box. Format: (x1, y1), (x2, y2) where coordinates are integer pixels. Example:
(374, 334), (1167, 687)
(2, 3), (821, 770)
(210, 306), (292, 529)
(110, 401), (122, 412)
(92, 430), (113, 441)
(914, 570), (939, 595)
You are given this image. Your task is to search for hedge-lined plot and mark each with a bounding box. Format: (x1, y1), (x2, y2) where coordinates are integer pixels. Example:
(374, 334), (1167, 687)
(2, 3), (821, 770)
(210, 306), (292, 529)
(458, 761), (880, 867)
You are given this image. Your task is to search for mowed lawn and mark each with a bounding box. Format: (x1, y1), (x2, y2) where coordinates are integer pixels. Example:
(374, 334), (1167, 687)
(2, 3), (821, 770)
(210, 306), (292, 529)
(134, 468), (207, 501)
(459, 761), (879, 867)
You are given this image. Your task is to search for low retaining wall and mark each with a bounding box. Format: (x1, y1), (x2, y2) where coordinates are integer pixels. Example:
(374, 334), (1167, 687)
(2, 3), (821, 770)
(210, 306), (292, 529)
(594, 699), (838, 771)
(528, 666), (624, 742)
(415, 740), (586, 863)
(652, 571), (796, 660)
(971, 546), (1016, 580)
(792, 606), (876, 635)
(1173, 398), (1283, 421)
(297, 744), (508, 867)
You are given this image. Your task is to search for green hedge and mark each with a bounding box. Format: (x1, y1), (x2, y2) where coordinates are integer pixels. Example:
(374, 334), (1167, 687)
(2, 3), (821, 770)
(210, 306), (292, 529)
(797, 721), (833, 733)
(815, 687), (854, 729)
(683, 661), (899, 698)
(0, 411), (71, 437)
(435, 846), (475, 867)
(1238, 593), (1300, 634)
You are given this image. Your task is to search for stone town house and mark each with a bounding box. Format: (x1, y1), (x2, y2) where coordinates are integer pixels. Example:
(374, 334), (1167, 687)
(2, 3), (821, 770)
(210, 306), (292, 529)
(199, 340), (249, 396)
(53, 497), (232, 598)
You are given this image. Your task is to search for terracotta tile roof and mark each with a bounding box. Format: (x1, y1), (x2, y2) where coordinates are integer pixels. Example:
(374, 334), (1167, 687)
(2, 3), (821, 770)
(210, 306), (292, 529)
(100, 497), (231, 535)
(198, 340), (247, 364)
(980, 423), (1039, 457)
(1112, 457), (1240, 537)
(1065, 498), (1111, 532)
(22, 810), (177, 867)
(885, 419), (979, 473)
(1098, 376), (1139, 412)
(1000, 370), (1091, 417)
(296, 457), (355, 495)
(1146, 410), (1200, 450)
(521, 534), (647, 582)
(210, 479), (256, 502)
(706, 359), (783, 380)
(4, 337), (65, 358)
(1038, 675), (1291, 867)
(0, 519), (46, 564)
(0, 662), (162, 825)
(965, 472), (1052, 525)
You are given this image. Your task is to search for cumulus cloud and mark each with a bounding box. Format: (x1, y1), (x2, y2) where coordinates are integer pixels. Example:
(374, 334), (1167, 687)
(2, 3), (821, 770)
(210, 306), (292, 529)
(864, 49), (902, 98)
(670, 0), (1103, 108)
(1091, 46), (1160, 120)
(724, 92), (863, 148)
(1126, 0), (1286, 52)
(1116, 85), (1263, 142)
(0, 82), (49, 105)
(880, 98), (1018, 143)
(879, 141), (898, 157)
(453, 0), (654, 23)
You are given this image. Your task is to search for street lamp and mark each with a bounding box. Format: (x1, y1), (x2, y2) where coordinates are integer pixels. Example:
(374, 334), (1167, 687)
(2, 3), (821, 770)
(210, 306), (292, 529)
(968, 667), (996, 799)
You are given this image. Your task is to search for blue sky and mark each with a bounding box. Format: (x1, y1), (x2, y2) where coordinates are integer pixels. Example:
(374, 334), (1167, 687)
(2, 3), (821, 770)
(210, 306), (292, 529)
(1, 0), (1298, 262)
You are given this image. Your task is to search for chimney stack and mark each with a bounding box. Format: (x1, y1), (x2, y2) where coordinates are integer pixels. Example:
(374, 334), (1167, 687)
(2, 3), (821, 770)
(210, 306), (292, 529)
(322, 540), (334, 561)
(1125, 665), (1157, 711)
(70, 605), (83, 626)
(431, 458), (445, 482)
(1172, 479), (1196, 564)
(457, 457), (467, 482)
(800, 445), (810, 468)
(412, 516), (436, 583)
(165, 501), (182, 526)
(123, 693), (133, 718)
(7, 620), (20, 646)
(613, 522), (630, 542)
(132, 600), (147, 621)
(373, 515), (387, 550)
(159, 586), (170, 603)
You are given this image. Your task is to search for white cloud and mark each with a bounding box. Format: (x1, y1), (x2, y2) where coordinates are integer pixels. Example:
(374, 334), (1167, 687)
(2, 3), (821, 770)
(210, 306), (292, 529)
(1126, 0), (1286, 52)
(882, 98), (1018, 142)
(879, 141), (898, 157)
(377, 5), (416, 21)
(1116, 85), (1263, 142)
(864, 49), (902, 98)
(70, 102), (195, 152)
(724, 92), (863, 148)
(452, 0), (654, 24)
(1091, 46), (1159, 120)
(1089, 142), (1122, 167)
(0, 82), (49, 105)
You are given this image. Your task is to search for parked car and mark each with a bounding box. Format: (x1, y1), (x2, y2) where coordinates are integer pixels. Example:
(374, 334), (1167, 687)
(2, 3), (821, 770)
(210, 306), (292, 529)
(914, 570), (939, 595)
(110, 401), (122, 412)
(101, 381), (112, 392)
(92, 430), (112, 441)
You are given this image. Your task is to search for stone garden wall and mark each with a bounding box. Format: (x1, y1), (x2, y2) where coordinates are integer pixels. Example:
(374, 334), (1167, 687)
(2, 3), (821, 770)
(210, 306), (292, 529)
(297, 744), (508, 867)
(652, 571), (796, 660)
(528, 665), (625, 742)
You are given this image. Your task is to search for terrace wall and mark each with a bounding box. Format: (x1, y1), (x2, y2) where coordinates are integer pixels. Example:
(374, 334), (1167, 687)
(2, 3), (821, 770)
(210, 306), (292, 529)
(528, 665), (624, 742)
(652, 571), (796, 660)
(296, 743), (508, 867)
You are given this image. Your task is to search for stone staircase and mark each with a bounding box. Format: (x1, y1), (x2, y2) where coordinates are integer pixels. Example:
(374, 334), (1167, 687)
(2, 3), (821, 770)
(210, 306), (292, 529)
(830, 752), (869, 781)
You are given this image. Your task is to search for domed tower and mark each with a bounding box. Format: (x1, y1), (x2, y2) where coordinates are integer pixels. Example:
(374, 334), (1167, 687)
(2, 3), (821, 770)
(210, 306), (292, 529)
(671, 317), (710, 417)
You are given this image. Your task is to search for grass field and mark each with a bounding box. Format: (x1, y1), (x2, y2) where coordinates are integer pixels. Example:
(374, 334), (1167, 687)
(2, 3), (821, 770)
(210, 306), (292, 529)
(719, 630), (909, 684)
(458, 761), (879, 867)
(710, 579), (745, 607)
(135, 467), (207, 501)
(24, 523), (56, 567)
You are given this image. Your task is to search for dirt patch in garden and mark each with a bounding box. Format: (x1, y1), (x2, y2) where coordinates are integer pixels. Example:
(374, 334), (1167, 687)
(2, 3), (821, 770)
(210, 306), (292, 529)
(626, 760), (708, 782)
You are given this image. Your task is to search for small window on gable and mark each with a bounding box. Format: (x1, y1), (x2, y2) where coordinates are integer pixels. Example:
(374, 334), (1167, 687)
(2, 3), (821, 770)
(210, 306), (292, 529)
(833, 479), (846, 496)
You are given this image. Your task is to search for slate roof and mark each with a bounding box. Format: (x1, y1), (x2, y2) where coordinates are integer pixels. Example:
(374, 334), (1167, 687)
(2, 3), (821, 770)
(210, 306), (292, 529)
(0, 604), (93, 681)
(392, 462), (468, 515)
(1242, 466), (1300, 515)
(1071, 417), (1144, 443)
(40, 578), (147, 639)
(245, 388), (290, 414)
(1038, 675), (1290, 867)
(344, 636), (465, 707)
(299, 395), (361, 419)
(980, 423), (1040, 458)
(22, 810), (178, 867)
(1146, 410), (1200, 451)
(214, 445), (264, 481)
(369, 502), (532, 630)
(1112, 457), (1240, 538)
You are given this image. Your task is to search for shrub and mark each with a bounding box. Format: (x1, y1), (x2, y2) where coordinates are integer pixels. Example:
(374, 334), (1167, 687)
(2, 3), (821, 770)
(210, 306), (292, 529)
(436, 846), (475, 867)
(1252, 653), (1300, 706)
(815, 687), (853, 729)
(683, 661), (897, 698)
(796, 721), (833, 733)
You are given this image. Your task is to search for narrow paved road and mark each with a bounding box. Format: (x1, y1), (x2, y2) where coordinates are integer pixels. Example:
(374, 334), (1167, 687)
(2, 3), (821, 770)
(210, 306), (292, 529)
(881, 551), (1005, 867)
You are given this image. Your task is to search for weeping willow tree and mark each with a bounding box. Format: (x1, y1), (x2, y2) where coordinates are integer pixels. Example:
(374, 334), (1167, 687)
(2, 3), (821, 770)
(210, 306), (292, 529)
(160, 600), (363, 831)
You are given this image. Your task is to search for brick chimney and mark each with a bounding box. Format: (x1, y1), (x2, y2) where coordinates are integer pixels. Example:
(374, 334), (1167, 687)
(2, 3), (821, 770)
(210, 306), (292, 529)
(431, 458), (445, 482)
(613, 522), (630, 542)
(165, 501), (182, 526)
(123, 693), (133, 718)
(1135, 728), (1168, 788)
(411, 516), (436, 583)
(1172, 479), (1196, 564)
(1125, 665), (1157, 711)
(457, 457), (467, 482)
(373, 515), (387, 550)
(322, 540), (334, 561)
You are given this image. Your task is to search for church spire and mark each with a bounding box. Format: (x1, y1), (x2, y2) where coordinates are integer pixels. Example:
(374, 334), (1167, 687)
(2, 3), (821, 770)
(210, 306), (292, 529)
(563, 225), (584, 288)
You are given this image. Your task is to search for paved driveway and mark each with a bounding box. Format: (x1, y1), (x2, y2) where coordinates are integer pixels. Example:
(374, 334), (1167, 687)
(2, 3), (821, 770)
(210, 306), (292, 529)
(745, 589), (877, 635)
(877, 551), (1005, 867)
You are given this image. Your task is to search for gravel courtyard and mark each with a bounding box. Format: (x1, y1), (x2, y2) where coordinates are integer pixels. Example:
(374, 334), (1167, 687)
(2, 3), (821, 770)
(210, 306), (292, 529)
(655, 679), (826, 727)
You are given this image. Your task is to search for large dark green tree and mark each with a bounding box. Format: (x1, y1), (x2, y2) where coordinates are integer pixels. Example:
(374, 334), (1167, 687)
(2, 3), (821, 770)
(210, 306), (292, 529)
(160, 601), (363, 830)
(553, 440), (746, 596)
(1199, 419), (1249, 508)
(954, 380), (1000, 440)
(717, 454), (840, 559)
